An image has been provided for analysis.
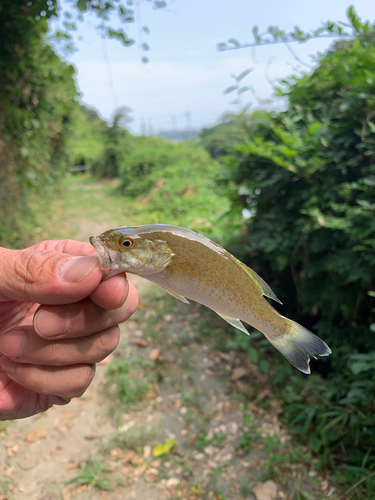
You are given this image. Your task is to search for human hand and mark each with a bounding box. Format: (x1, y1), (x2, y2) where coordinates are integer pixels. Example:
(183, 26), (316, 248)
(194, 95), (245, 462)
(0, 239), (138, 420)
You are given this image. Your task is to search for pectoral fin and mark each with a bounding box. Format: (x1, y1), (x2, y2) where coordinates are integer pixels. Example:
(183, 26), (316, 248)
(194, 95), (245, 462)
(216, 312), (250, 336)
(160, 286), (190, 304)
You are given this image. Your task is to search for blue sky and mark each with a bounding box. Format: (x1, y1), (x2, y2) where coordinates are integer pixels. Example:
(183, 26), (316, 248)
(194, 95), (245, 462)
(51, 1), (374, 134)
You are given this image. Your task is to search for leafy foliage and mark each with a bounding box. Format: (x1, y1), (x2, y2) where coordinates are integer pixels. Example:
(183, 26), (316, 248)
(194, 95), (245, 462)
(68, 105), (109, 167)
(0, 0), (166, 248)
(218, 5), (375, 52)
(217, 34), (375, 495)
(200, 110), (272, 159)
(91, 107), (133, 179)
(119, 138), (229, 239)
(0, 10), (78, 248)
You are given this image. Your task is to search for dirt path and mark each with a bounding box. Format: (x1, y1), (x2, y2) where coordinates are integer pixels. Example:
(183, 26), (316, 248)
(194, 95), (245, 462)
(0, 179), (333, 500)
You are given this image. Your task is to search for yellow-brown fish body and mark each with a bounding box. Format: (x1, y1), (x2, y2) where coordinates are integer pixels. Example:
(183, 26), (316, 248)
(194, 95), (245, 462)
(90, 224), (331, 374)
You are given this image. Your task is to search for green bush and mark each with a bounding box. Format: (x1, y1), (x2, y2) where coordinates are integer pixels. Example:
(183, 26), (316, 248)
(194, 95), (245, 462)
(0, 8), (77, 248)
(119, 135), (178, 197)
(91, 107), (133, 179)
(68, 105), (109, 167)
(218, 36), (375, 495)
(120, 139), (230, 239)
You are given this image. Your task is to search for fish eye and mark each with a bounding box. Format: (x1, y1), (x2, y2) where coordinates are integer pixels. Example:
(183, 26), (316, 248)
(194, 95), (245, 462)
(119, 237), (134, 249)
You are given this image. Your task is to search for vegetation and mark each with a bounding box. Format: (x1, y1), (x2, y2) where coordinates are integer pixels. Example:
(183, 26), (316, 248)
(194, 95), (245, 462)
(0, 0), (165, 249)
(2, 1), (375, 497)
(204, 34), (375, 498)
(68, 105), (108, 167)
(0, 4), (78, 248)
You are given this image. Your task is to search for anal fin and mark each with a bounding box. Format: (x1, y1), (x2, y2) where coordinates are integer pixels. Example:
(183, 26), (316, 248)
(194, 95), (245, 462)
(216, 312), (250, 336)
(160, 286), (190, 304)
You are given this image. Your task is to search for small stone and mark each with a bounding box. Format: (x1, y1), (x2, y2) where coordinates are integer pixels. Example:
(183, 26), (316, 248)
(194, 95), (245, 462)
(166, 478), (180, 488)
(6, 444), (18, 458)
(218, 352), (231, 362)
(231, 367), (249, 381)
(132, 338), (148, 347)
(204, 445), (216, 456)
(253, 480), (278, 500)
(149, 348), (160, 361)
(24, 429), (47, 443)
(118, 420), (135, 433)
(228, 422), (238, 434)
(146, 467), (159, 475)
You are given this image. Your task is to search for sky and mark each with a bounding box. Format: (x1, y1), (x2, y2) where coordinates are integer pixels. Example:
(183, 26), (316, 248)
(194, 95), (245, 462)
(50, 1), (374, 134)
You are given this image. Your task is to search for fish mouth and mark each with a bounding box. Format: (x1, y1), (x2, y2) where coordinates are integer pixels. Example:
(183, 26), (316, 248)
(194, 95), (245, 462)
(89, 236), (112, 271)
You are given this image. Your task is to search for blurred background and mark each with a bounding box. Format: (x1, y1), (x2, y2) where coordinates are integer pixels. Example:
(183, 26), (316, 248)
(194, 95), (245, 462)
(0, 1), (375, 499)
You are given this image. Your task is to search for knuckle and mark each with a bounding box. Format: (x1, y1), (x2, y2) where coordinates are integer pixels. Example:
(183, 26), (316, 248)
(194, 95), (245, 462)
(69, 364), (96, 398)
(25, 367), (52, 395)
(46, 341), (62, 366)
(95, 326), (120, 361)
(86, 300), (110, 333)
(14, 364), (96, 400)
(15, 250), (58, 299)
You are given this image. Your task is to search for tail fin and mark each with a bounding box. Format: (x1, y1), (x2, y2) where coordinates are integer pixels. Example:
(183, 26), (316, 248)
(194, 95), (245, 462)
(268, 321), (331, 374)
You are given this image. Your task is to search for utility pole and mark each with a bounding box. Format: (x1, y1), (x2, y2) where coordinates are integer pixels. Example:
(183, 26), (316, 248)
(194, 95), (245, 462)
(185, 111), (192, 130)
(140, 118), (146, 136)
(148, 118), (153, 136)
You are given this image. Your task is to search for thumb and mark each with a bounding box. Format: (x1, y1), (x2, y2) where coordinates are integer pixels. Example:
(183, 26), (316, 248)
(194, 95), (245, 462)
(0, 247), (103, 304)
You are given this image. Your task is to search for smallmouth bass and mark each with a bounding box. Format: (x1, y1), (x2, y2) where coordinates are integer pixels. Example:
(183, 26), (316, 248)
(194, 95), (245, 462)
(90, 224), (331, 374)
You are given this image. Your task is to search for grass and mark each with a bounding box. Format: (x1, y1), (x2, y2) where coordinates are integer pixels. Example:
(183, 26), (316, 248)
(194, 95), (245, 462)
(67, 456), (112, 491)
(102, 424), (159, 455)
(103, 356), (158, 424)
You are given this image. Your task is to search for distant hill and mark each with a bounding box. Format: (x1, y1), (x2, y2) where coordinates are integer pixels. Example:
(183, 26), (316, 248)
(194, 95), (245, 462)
(157, 129), (199, 142)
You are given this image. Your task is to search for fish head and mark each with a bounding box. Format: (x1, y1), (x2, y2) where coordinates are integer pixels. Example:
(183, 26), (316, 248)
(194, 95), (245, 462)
(89, 226), (175, 277)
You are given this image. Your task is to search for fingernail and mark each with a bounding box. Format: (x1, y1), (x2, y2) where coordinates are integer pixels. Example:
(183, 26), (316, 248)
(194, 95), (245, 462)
(60, 256), (98, 283)
(34, 305), (71, 338)
(0, 330), (26, 358)
(0, 356), (17, 374)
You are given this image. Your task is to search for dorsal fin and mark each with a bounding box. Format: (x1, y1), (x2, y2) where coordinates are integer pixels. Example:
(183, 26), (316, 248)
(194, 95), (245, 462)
(239, 262), (282, 304)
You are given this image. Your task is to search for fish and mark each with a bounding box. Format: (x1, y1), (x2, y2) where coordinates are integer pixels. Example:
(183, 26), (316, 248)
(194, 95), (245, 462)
(89, 224), (331, 374)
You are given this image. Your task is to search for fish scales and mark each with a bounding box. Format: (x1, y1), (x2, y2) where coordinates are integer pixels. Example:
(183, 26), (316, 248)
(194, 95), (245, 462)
(142, 230), (276, 330)
(90, 224), (331, 374)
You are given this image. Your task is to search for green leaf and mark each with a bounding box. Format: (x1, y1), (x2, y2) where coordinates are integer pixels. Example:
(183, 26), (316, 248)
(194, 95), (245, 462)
(152, 438), (176, 457)
(228, 38), (240, 48)
(351, 361), (372, 375)
(259, 359), (269, 374)
(236, 68), (253, 82)
(76, 0), (88, 12)
(224, 85), (237, 95)
(247, 346), (259, 364)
